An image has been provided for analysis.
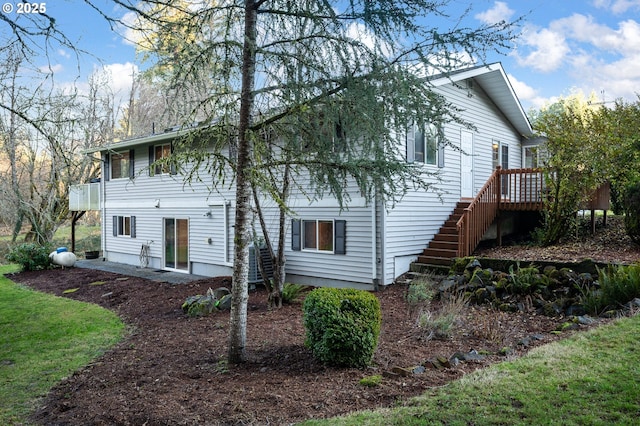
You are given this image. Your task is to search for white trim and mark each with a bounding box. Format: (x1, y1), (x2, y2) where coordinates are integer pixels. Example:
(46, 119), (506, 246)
(302, 219), (335, 254)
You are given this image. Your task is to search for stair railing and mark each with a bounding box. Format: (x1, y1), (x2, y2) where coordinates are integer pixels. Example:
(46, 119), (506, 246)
(456, 166), (502, 257)
(456, 167), (545, 257)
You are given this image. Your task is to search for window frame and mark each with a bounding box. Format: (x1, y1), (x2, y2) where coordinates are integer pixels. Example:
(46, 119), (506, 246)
(149, 143), (177, 176)
(112, 215), (136, 238)
(408, 122), (441, 167)
(154, 143), (172, 175)
(110, 150), (132, 180)
(302, 219), (335, 253)
(524, 146), (541, 168)
(291, 219), (346, 255)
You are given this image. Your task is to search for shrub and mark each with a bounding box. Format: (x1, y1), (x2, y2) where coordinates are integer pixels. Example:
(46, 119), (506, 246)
(407, 276), (435, 305)
(303, 287), (381, 368)
(5, 243), (52, 271)
(417, 291), (467, 340)
(282, 283), (308, 304)
(623, 180), (640, 244)
(359, 374), (382, 387)
(584, 264), (640, 314)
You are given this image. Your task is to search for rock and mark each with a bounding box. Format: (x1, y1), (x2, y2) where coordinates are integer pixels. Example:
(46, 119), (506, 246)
(412, 365), (426, 374)
(423, 356), (452, 370)
(517, 337), (531, 347)
(577, 315), (595, 325)
(438, 278), (458, 293)
(626, 298), (640, 309)
(212, 287), (230, 299)
(390, 366), (413, 377)
(557, 321), (579, 331)
(437, 356), (451, 368)
(216, 294), (232, 310)
(451, 350), (485, 362)
(466, 259), (482, 270)
(499, 347), (512, 356)
(565, 304), (585, 316)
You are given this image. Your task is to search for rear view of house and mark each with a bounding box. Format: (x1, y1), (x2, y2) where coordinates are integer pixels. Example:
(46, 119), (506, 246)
(72, 62), (540, 290)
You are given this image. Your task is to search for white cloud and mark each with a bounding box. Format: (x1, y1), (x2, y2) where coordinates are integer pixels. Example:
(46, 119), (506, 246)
(513, 25), (569, 72)
(592, 0), (640, 14)
(57, 49), (71, 59)
(507, 73), (550, 110)
(99, 62), (139, 98)
(551, 14), (640, 55)
(118, 11), (143, 47)
(39, 63), (64, 74)
(475, 1), (515, 25)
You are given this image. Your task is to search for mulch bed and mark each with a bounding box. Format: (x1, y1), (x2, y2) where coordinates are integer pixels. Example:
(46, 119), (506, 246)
(7, 266), (600, 425)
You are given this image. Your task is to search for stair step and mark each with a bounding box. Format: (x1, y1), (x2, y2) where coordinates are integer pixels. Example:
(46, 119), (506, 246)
(438, 226), (458, 235)
(410, 262), (451, 274)
(443, 219), (460, 228)
(421, 248), (457, 258)
(416, 255), (455, 267)
(428, 241), (458, 250)
(433, 233), (458, 242)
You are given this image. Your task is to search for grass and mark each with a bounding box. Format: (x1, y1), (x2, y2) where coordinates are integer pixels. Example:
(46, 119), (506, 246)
(0, 264), (125, 425)
(302, 313), (640, 425)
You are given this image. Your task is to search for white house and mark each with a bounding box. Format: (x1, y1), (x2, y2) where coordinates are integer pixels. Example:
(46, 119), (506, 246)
(78, 62), (537, 290)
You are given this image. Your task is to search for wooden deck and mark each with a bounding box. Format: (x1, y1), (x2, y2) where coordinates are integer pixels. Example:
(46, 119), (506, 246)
(416, 167), (610, 268)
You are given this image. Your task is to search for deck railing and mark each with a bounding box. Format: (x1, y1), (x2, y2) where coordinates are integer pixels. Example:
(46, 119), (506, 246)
(456, 167), (544, 257)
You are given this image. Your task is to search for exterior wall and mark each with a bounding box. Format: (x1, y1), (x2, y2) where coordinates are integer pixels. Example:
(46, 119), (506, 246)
(256, 184), (377, 289)
(96, 69), (529, 289)
(101, 140), (235, 277)
(380, 80), (526, 285)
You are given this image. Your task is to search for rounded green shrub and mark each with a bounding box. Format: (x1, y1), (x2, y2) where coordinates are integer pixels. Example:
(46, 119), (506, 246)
(303, 287), (381, 368)
(6, 243), (52, 271)
(623, 180), (640, 244)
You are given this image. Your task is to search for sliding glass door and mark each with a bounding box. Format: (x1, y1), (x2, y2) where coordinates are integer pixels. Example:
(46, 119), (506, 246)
(164, 218), (189, 271)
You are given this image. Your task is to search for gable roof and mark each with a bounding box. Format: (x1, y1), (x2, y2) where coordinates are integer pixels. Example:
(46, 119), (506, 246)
(432, 62), (533, 137)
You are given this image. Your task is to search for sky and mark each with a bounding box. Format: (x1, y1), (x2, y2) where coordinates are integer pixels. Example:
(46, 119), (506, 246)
(3, 0), (640, 113)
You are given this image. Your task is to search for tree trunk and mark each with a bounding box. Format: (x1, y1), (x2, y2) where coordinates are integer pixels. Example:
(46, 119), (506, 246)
(228, 0), (258, 364)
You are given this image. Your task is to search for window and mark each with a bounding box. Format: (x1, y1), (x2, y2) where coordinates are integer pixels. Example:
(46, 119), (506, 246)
(291, 219), (346, 254)
(408, 123), (441, 166)
(111, 150), (132, 179)
(112, 215), (136, 237)
(303, 220), (334, 252)
(524, 146), (540, 168)
(149, 143), (176, 175)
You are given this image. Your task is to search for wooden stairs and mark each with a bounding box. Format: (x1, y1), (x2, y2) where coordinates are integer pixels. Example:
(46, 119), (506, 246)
(410, 168), (610, 274)
(414, 201), (470, 271)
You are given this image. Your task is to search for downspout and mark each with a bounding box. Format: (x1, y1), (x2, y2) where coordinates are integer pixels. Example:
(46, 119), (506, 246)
(372, 195), (385, 291)
(100, 153), (107, 260)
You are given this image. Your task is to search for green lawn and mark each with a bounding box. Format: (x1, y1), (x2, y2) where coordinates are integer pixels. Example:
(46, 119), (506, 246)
(303, 314), (640, 425)
(0, 265), (124, 424)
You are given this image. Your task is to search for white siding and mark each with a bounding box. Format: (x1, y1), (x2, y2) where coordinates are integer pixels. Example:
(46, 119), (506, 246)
(99, 67), (528, 289)
(102, 141), (235, 276)
(380, 80), (526, 285)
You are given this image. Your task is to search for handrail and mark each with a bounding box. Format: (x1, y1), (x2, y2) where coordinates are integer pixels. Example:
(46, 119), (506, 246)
(456, 167), (545, 257)
(456, 166), (502, 257)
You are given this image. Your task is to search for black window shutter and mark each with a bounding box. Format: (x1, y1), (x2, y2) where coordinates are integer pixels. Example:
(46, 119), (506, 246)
(334, 220), (346, 254)
(148, 146), (155, 176)
(291, 219), (301, 251)
(130, 216), (136, 238)
(128, 149), (135, 178)
(103, 152), (110, 181)
(112, 216), (118, 237)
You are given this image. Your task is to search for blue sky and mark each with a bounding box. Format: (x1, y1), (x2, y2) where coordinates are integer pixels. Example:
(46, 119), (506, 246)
(5, 0), (640, 113)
